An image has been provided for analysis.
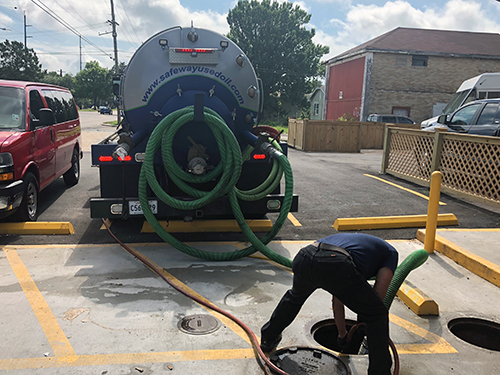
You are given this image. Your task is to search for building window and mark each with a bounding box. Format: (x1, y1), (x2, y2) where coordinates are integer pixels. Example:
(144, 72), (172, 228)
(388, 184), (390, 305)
(412, 55), (428, 67)
(313, 103), (319, 116)
(392, 107), (411, 117)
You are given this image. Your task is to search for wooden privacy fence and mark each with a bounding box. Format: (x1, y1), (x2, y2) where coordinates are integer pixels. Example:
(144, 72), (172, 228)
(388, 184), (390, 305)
(288, 119), (419, 152)
(381, 127), (500, 208)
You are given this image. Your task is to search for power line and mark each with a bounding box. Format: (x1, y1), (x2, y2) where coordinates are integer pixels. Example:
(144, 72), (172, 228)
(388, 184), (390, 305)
(30, 0), (113, 60)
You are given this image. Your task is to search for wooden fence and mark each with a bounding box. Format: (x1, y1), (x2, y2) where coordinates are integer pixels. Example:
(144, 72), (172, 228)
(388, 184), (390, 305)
(288, 119), (419, 152)
(381, 127), (500, 208)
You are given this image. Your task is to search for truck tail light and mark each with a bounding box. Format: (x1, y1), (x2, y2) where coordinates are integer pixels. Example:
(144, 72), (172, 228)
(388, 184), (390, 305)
(98, 156), (132, 162)
(253, 154), (266, 160)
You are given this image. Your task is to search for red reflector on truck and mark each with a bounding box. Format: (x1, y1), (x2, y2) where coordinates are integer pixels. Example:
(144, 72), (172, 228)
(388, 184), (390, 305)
(253, 154), (266, 160)
(175, 48), (214, 53)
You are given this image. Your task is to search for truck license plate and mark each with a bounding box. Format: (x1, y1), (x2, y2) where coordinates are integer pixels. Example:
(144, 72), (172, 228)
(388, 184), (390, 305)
(129, 200), (158, 215)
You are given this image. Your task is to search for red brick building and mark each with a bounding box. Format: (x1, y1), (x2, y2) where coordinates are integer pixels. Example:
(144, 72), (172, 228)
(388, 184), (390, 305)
(323, 27), (500, 123)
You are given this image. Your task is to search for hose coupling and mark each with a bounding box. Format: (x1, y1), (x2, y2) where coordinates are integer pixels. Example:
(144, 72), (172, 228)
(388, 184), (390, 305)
(258, 139), (284, 161)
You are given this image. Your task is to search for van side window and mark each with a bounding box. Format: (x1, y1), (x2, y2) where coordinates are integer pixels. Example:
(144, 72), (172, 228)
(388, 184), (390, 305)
(60, 91), (78, 120)
(476, 103), (499, 125)
(42, 90), (65, 123)
(29, 90), (44, 121)
(449, 103), (481, 126)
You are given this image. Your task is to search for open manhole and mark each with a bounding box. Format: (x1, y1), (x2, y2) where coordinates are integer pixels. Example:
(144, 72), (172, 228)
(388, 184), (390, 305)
(310, 319), (365, 354)
(448, 317), (500, 351)
(270, 347), (351, 375)
(178, 314), (221, 335)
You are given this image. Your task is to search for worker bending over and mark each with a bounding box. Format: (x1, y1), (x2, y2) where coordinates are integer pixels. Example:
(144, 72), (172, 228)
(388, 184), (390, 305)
(260, 233), (398, 375)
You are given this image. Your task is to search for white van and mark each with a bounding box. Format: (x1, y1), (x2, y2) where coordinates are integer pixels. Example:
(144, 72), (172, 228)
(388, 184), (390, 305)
(421, 73), (500, 128)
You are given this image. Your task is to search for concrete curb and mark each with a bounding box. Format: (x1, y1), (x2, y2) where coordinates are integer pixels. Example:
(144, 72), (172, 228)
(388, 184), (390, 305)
(417, 229), (500, 288)
(333, 213), (458, 230)
(0, 222), (74, 235)
(397, 280), (439, 316)
(141, 219), (273, 233)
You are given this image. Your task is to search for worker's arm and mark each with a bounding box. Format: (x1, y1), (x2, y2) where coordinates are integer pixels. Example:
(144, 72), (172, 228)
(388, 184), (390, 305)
(332, 296), (347, 338)
(373, 267), (394, 301)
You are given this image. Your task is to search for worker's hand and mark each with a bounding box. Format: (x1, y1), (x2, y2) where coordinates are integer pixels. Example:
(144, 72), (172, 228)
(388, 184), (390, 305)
(337, 334), (349, 350)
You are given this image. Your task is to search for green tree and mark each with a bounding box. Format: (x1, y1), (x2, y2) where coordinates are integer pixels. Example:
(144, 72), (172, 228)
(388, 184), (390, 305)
(0, 40), (44, 81)
(41, 71), (75, 90)
(227, 0), (329, 122)
(74, 61), (112, 108)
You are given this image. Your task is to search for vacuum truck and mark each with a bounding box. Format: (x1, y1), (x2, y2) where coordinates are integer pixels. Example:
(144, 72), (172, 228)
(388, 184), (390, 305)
(90, 25), (298, 224)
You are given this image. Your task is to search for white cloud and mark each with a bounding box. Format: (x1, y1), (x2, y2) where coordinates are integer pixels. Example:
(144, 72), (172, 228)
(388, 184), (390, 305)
(318, 0), (500, 61)
(18, 0), (230, 74)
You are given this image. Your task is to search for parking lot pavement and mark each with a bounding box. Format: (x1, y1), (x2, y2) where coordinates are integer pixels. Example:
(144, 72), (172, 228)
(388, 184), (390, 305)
(1, 234), (500, 375)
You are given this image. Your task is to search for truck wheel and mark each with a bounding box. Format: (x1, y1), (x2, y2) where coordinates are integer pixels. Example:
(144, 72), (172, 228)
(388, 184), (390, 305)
(63, 148), (80, 186)
(12, 172), (38, 222)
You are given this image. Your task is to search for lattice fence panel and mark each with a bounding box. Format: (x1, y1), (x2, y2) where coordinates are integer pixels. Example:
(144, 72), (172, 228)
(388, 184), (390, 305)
(440, 139), (500, 202)
(387, 132), (434, 180)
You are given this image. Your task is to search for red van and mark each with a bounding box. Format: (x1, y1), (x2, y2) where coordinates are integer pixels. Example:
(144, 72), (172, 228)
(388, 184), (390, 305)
(0, 80), (82, 221)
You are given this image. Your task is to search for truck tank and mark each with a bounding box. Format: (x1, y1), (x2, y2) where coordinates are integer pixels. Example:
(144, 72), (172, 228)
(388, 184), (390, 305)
(91, 25), (298, 224)
(117, 26), (259, 165)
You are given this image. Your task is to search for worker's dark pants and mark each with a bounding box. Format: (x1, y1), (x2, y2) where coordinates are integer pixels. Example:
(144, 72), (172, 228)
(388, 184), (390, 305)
(261, 245), (392, 375)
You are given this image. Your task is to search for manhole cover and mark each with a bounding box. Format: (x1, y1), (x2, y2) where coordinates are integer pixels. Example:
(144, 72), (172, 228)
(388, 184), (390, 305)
(448, 317), (500, 351)
(270, 347), (351, 375)
(178, 314), (221, 335)
(309, 319), (365, 354)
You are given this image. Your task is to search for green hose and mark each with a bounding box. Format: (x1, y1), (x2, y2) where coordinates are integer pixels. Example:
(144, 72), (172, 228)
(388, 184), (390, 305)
(138, 106), (293, 267)
(384, 249), (429, 309)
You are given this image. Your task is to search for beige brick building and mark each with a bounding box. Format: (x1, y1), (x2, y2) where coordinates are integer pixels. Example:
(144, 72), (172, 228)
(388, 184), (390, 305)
(323, 28), (500, 124)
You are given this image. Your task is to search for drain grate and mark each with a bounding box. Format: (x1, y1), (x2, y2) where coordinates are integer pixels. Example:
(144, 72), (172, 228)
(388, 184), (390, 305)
(270, 347), (351, 375)
(178, 314), (221, 335)
(448, 317), (500, 352)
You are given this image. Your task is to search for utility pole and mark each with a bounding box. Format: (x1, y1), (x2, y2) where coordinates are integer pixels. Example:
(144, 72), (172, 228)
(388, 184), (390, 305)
(100, 0), (121, 124)
(79, 35), (82, 71)
(23, 11), (32, 48)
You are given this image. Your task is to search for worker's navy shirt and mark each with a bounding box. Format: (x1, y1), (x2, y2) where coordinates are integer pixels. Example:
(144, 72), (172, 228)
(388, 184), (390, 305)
(317, 233), (398, 279)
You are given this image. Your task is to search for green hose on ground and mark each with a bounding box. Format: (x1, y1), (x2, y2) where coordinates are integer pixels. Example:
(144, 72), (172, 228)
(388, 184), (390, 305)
(138, 106), (293, 268)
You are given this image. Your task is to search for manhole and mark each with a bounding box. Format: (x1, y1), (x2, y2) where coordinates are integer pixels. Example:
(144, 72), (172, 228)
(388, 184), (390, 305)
(178, 314), (221, 335)
(448, 317), (500, 351)
(310, 319), (365, 354)
(270, 346), (351, 375)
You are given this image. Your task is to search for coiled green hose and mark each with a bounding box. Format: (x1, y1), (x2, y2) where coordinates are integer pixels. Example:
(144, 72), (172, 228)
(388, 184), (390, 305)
(138, 106), (293, 267)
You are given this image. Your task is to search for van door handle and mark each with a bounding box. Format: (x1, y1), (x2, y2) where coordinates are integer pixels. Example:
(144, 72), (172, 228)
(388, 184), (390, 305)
(50, 129), (54, 143)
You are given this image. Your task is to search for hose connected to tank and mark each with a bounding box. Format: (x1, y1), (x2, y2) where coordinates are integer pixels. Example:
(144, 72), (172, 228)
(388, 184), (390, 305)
(138, 106), (293, 267)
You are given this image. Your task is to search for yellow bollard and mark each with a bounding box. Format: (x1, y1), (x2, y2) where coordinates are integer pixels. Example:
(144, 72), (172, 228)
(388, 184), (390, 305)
(424, 171), (443, 253)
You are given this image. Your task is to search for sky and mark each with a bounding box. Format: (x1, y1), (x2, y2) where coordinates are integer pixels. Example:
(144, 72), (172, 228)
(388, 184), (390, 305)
(0, 0), (500, 76)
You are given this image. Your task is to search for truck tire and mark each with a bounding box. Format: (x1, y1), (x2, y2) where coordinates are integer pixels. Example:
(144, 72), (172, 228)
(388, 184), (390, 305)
(63, 148), (80, 186)
(12, 172), (38, 222)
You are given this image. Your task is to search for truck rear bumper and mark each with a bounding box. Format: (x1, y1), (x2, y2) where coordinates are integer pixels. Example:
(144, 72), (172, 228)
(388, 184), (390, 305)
(90, 194), (299, 220)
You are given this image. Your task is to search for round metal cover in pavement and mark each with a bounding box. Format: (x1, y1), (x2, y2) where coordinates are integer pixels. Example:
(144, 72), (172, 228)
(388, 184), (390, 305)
(178, 314), (221, 335)
(270, 346), (351, 375)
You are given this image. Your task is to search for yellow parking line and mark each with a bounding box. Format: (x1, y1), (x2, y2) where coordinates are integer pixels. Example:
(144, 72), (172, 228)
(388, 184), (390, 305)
(0, 348), (255, 370)
(364, 174), (446, 205)
(287, 213), (302, 226)
(3, 248), (77, 359)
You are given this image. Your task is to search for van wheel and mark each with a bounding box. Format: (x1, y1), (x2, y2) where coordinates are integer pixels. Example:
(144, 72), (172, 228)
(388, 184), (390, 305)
(12, 172), (38, 222)
(63, 148), (80, 186)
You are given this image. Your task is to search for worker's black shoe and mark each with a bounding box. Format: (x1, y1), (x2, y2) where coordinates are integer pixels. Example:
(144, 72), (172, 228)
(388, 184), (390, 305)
(260, 334), (282, 355)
